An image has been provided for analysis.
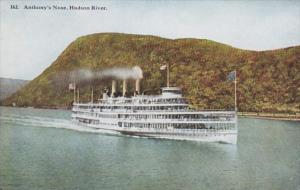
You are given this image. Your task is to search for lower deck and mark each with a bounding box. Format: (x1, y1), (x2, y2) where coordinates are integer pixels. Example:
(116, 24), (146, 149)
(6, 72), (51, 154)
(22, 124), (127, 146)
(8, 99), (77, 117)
(73, 120), (238, 144)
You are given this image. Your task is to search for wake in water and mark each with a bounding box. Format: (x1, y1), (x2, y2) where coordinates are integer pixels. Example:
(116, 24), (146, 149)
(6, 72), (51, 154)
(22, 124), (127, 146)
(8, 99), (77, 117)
(0, 110), (155, 140)
(0, 112), (103, 134)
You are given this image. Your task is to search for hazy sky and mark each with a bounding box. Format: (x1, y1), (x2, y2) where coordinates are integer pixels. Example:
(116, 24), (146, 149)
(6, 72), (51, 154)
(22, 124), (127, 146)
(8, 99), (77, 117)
(1, 0), (300, 80)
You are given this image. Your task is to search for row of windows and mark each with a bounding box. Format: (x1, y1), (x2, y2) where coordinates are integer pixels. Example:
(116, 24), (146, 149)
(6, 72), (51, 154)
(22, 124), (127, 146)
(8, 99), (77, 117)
(119, 114), (232, 120)
(76, 105), (188, 110)
(121, 122), (235, 130)
(76, 112), (117, 119)
(75, 112), (234, 122)
(101, 98), (186, 105)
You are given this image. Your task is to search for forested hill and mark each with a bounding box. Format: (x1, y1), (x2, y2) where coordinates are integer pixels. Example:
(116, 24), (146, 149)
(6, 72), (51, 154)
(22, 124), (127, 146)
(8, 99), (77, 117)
(2, 33), (300, 113)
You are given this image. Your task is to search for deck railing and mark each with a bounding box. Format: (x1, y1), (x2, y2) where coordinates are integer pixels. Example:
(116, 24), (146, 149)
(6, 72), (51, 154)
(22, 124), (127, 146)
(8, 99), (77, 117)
(73, 112), (236, 123)
(72, 107), (235, 115)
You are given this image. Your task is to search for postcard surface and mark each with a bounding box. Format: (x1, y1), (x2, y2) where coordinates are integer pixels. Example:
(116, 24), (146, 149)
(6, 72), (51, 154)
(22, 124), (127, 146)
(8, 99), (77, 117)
(0, 1), (299, 190)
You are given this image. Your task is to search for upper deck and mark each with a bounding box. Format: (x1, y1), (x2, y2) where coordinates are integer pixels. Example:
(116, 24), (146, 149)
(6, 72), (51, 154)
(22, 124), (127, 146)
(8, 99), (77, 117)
(74, 87), (188, 107)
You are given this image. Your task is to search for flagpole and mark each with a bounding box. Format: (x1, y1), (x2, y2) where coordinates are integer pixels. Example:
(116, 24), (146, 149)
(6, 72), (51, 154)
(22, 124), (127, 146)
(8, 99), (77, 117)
(234, 70), (238, 135)
(77, 88), (80, 103)
(91, 87), (94, 103)
(167, 62), (170, 87)
(73, 83), (76, 103)
(234, 70), (237, 112)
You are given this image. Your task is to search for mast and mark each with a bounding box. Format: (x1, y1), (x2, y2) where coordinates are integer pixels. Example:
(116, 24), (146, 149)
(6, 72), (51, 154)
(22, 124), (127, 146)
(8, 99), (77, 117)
(167, 62), (170, 87)
(91, 87), (94, 103)
(77, 88), (80, 103)
(234, 70), (238, 134)
(73, 83), (76, 103)
(234, 70), (237, 112)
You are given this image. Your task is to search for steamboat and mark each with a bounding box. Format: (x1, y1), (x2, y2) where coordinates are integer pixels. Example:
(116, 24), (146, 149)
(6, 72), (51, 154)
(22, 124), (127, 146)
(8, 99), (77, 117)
(71, 66), (238, 144)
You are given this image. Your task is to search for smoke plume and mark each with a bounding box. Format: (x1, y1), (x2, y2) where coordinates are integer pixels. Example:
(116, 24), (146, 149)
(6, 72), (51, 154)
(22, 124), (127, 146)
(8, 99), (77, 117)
(69, 66), (143, 83)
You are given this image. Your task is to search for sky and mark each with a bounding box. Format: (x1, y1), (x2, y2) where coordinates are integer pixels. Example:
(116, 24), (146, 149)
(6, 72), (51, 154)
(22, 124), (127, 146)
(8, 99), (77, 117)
(0, 0), (300, 80)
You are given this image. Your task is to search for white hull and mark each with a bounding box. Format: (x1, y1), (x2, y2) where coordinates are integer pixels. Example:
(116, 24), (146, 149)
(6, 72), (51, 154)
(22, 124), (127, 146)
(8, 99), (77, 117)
(72, 86), (238, 144)
(74, 120), (238, 144)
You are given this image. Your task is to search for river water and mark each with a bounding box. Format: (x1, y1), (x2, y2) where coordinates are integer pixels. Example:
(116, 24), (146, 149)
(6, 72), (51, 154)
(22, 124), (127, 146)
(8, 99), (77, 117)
(0, 106), (299, 190)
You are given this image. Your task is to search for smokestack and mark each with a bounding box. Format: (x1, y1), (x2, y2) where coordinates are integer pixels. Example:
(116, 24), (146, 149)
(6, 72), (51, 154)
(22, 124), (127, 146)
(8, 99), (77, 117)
(122, 80), (127, 96)
(135, 79), (140, 95)
(112, 80), (117, 97)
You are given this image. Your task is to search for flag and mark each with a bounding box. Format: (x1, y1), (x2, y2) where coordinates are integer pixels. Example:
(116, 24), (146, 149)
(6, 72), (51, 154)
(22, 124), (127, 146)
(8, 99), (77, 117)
(160, 65), (167, 70)
(69, 83), (76, 90)
(227, 71), (236, 81)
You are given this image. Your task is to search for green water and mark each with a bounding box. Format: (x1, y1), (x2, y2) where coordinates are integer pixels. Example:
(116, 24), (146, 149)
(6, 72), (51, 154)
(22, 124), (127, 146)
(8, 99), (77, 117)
(0, 106), (299, 190)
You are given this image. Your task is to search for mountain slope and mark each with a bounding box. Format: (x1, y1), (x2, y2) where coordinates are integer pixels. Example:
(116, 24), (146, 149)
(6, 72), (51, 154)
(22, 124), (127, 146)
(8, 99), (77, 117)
(0, 78), (29, 100)
(2, 33), (300, 112)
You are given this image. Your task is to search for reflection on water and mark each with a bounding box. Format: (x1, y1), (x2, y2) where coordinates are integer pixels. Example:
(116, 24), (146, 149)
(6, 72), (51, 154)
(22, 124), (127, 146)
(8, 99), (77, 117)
(0, 106), (299, 190)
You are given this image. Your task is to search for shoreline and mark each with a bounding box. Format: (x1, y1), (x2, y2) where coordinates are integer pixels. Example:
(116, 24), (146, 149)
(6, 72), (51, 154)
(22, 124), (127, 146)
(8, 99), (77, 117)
(238, 113), (300, 121)
(0, 105), (70, 110)
(238, 115), (300, 121)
